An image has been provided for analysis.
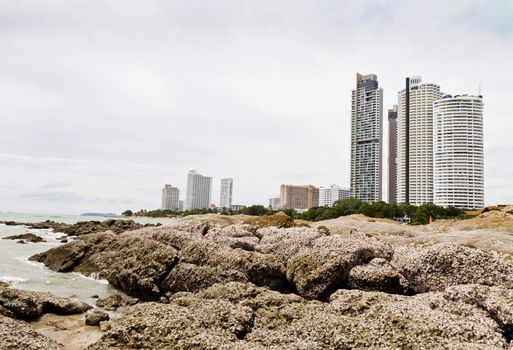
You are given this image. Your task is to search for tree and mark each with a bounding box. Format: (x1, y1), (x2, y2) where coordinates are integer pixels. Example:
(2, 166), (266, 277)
(240, 205), (270, 216)
(122, 210), (133, 217)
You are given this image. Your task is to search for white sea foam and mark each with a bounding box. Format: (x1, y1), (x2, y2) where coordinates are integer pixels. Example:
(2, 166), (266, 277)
(71, 272), (110, 285)
(0, 276), (28, 286)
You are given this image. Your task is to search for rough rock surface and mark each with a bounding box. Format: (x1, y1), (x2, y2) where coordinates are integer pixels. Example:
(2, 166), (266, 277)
(85, 310), (109, 326)
(348, 257), (405, 294)
(391, 243), (513, 293)
(0, 284), (91, 321)
(0, 314), (64, 349)
(88, 282), (513, 349)
(3, 233), (45, 243)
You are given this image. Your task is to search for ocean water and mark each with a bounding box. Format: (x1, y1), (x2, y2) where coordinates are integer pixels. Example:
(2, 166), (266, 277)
(0, 212), (173, 303)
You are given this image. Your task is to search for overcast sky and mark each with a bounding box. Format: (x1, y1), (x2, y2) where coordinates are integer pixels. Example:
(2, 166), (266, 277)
(1, 0), (512, 214)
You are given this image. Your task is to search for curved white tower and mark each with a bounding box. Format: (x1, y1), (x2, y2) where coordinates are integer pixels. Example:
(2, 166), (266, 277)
(433, 95), (484, 209)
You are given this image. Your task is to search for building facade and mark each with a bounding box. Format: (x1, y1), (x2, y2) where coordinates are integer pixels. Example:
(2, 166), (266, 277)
(269, 197), (281, 210)
(433, 95), (484, 209)
(280, 185), (319, 210)
(396, 76), (441, 205)
(161, 184), (180, 211)
(185, 169), (212, 210)
(388, 106), (398, 203)
(219, 178), (233, 209)
(319, 185), (350, 207)
(350, 73), (383, 203)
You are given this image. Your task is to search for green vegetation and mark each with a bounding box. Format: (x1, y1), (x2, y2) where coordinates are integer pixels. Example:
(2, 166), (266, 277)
(124, 199), (466, 225)
(300, 198), (466, 224)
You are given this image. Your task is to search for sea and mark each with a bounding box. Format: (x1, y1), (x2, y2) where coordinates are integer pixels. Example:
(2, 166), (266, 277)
(0, 212), (172, 304)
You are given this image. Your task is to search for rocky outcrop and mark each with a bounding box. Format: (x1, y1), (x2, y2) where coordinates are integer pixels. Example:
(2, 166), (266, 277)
(0, 219), (159, 237)
(0, 285), (91, 321)
(391, 243), (513, 293)
(30, 222), (396, 301)
(348, 257), (405, 294)
(88, 282), (513, 349)
(3, 233), (45, 243)
(0, 315), (64, 349)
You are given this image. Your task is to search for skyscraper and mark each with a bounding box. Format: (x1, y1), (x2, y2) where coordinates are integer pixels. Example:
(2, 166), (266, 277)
(433, 94), (484, 209)
(388, 106), (398, 203)
(185, 169), (212, 210)
(396, 76), (441, 205)
(219, 178), (233, 209)
(161, 184), (179, 210)
(350, 73), (383, 203)
(319, 185), (350, 207)
(280, 185), (319, 209)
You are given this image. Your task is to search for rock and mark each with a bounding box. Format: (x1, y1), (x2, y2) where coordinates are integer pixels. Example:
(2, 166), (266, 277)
(0, 315), (64, 349)
(85, 310), (109, 326)
(29, 238), (91, 272)
(348, 258), (405, 294)
(3, 233), (45, 243)
(0, 287), (91, 321)
(243, 212), (297, 229)
(286, 232), (394, 299)
(88, 282), (512, 349)
(95, 294), (122, 310)
(391, 243), (513, 293)
(0, 305), (15, 318)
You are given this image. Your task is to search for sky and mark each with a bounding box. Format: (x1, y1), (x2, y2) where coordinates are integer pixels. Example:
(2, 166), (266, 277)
(1, 0), (512, 214)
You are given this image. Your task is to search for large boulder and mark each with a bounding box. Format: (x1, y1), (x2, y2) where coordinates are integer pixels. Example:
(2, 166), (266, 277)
(85, 310), (109, 326)
(0, 286), (91, 321)
(391, 243), (513, 293)
(348, 258), (405, 294)
(286, 232), (394, 299)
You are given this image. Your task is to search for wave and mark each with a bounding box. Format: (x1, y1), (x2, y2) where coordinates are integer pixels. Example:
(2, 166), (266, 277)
(70, 272), (110, 285)
(0, 275), (28, 286)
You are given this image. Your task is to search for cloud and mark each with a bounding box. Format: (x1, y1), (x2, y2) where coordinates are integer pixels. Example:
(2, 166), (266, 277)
(38, 182), (73, 190)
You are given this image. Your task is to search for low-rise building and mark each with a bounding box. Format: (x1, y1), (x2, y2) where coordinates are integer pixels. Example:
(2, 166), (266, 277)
(319, 185), (350, 207)
(269, 197), (281, 210)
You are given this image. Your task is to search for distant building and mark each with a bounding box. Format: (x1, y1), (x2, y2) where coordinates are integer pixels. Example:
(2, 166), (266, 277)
(230, 204), (246, 211)
(219, 178), (233, 209)
(185, 169), (212, 210)
(319, 185), (350, 207)
(388, 106), (398, 203)
(269, 197), (281, 210)
(350, 73), (383, 203)
(161, 184), (179, 211)
(396, 76), (441, 205)
(280, 185), (319, 210)
(433, 94), (484, 209)
(178, 200), (184, 211)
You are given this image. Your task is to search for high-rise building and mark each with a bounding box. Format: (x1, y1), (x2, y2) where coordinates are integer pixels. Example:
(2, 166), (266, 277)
(350, 73), (383, 203)
(388, 106), (398, 203)
(319, 185), (350, 207)
(161, 184), (180, 211)
(219, 178), (233, 209)
(280, 185), (319, 210)
(185, 169), (212, 210)
(433, 94), (484, 209)
(269, 197), (281, 210)
(396, 76), (441, 205)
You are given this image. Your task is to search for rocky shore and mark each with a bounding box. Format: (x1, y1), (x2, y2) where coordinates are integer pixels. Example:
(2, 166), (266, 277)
(0, 219), (160, 238)
(3, 209), (513, 348)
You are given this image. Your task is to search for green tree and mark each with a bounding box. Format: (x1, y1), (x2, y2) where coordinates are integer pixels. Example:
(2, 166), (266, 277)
(122, 210), (133, 217)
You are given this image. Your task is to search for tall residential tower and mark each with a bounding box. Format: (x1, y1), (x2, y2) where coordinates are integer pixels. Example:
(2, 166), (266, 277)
(185, 169), (212, 210)
(161, 184), (179, 211)
(433, 95), (484, 209)
(388, 106), (398, 203)
(350, 73), (383, 203)
(396, 76), (441, 205)
(219, 178), (233, 209)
